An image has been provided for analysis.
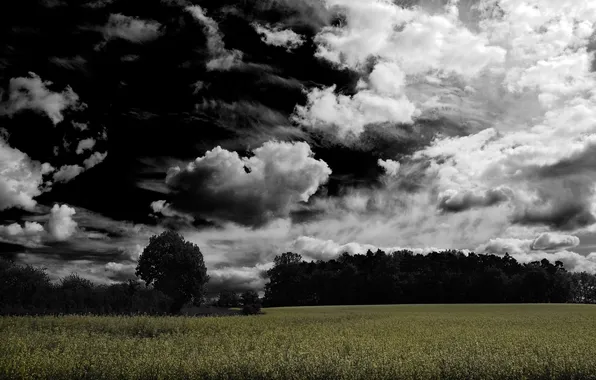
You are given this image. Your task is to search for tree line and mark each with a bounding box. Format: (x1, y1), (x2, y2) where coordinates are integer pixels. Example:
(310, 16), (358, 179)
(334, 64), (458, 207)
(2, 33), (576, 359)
(263, 250), (596, 307)
(0, 257), (263, 316)
(2, 230), (596, 316)
(0, 231), (262, 316)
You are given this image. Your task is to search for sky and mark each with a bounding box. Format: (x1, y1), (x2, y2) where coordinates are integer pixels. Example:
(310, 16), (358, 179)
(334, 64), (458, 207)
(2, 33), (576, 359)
(2, 0), (596, 294)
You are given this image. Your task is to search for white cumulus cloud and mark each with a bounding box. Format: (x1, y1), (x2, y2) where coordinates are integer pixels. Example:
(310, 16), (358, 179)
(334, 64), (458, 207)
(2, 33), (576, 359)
(0, 221), (45, 247)
(252, 23), (305, 51)
(76, 138), (96, 155)
(165, 141), (331, 227)
(0, 72), (84, 125)
(0, 137), (47, 211)
(53, 165), (84, 183)
(378, 159), (400, 176)
(47, 204), (77, 241)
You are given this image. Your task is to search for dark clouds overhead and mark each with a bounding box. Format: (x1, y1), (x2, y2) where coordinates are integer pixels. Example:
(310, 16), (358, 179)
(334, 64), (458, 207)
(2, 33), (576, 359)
(2, 0), (596, 290)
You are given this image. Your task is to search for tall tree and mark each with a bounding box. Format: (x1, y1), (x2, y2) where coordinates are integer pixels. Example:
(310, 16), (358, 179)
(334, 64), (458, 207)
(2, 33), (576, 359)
(135, 230), (209, 314)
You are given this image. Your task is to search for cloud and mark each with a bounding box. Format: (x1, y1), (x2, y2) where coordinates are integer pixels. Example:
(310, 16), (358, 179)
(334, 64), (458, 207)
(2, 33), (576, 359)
(76, 138), (96, 155)
(476, 235), (596, 273)
(291, 234), (596, 275)
(246, 0), (333, 30)
(47, 204), (77, 241)
(291, 236), (456, 261)
(475, 237), (534, 256)
(378, 159), (400, 176)
(193, 99), (305, 147)
(186, 5), (244, 71)
(49, 56), (87, 71)
(0, 137), (47, 211)
(83, 151), (108, 169)
(290, 0), (509, 139)
(72, 122), (89, 131)
(531, 232), (581, 251)
(0, 221), (45, 248)
(103, 14), (163, 43)
(293, 61), (419, 138)
(0, 73), (83, 125)
(293, 82), (417, 138)
(51, 152), (106, 183)
(207, 263), (273, 294)
(313, 0), (505, 75)
(164, 141), (331, 227)
(149, 199), (194, 226)
(17, 254), (122, 285)
(104, 262), (136, 281)
(150, 200), (169, 214)
(82, 0), (115, 8)
(53, 165), (84, 183)
(438, 187), (512, 213)
(401, 0), (596, 236)
(252, 23), (305, 51)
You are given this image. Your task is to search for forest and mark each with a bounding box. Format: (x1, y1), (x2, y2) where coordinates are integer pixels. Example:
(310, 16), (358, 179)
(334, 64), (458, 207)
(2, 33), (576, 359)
(263, 250), (596, 307)
(2, 248), (596, 316)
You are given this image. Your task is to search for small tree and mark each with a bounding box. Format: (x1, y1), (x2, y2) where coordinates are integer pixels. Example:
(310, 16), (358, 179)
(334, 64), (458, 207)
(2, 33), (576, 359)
(240, 290), (262, 315)
(135, 230), (209, 314)
(240, 290), (260, 306)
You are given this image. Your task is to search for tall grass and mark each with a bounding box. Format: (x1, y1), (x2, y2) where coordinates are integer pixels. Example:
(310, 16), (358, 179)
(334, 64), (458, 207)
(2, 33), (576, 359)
(1, 304), (596, 379)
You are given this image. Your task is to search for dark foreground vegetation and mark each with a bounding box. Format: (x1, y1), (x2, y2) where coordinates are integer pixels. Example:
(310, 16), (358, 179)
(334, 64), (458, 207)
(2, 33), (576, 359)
(0, 231), (262, 316)
(0, 257), (262, 316)
(2, 230), (596, 316)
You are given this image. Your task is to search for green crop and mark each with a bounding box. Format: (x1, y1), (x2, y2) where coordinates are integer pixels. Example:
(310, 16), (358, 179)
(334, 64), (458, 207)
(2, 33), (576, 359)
(1, 304), (596, 379)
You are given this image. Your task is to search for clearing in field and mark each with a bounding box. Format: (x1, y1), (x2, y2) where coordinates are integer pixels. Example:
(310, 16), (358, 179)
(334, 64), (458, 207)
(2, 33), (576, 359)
(2, 304), (596, 379)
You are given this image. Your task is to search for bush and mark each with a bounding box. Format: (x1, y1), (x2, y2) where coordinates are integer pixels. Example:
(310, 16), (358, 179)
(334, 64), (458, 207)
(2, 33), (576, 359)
(242, 303), (262, 315)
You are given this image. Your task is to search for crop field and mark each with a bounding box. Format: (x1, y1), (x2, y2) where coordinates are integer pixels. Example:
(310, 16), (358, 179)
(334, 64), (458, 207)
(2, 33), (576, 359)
(2, 304), (596, 380)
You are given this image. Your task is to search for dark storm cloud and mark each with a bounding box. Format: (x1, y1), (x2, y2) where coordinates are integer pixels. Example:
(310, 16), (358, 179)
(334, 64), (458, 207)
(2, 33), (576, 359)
(438, 187), (511, 213)
(511, 145), (596, 230)
(510, 175), (596, 231)
(536, 143), (596, 179)
(3, 0), (596, 288)
(513, 200), (596, 231)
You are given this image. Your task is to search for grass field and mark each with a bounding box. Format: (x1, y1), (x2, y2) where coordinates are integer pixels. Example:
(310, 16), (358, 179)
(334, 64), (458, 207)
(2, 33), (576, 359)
(2, 304), (596, 379)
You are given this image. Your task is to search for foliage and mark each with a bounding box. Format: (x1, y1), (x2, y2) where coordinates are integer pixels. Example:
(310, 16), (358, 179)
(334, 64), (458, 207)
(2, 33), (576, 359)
(3, 305), (596, 379)
(216, 290), (240, 308)
(240, 290), (260, 307)
(240, 290), (262, 315)
(0, 258), (54, 315)
(135, 230), (209, 314)
(241, 303), (262, 315)
(568, 272), (596, 303)
(264, 250), (578, 307)
(0, 258), (173, 316)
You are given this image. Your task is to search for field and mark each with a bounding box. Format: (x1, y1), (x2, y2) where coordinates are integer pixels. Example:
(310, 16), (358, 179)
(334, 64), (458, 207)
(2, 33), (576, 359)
(2, 304), (596, 379)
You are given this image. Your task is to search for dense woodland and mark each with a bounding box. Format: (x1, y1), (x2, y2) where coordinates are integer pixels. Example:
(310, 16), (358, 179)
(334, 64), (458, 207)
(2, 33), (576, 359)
(2, 249), (596, 316)
(263, 250), (596, 307)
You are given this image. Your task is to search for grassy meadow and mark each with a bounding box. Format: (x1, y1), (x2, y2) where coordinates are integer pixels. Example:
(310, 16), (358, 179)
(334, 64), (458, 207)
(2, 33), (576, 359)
(1, 304), (596, 379)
